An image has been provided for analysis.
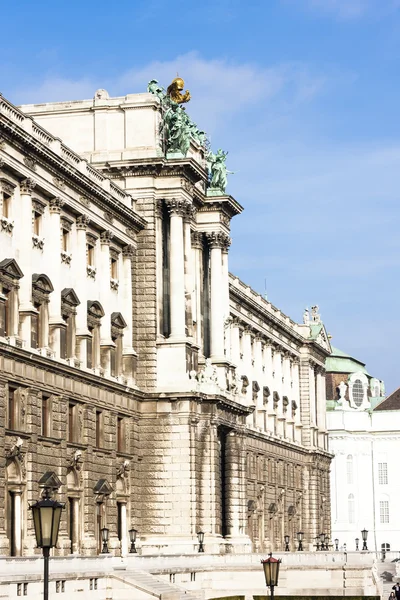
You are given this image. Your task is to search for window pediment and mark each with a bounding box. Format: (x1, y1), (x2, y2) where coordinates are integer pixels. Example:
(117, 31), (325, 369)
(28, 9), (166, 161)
(111, 312), (127, 329)
(87, 300), (105, 319)
(61, 288), (80, 308)
(0, 258), (23, 281)
(32, 273), (54, 294)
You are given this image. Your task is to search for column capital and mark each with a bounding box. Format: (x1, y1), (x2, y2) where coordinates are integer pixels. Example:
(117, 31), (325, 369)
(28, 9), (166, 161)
(20, 178), (36, 194)
(49, 196), (64, 213)
(165, 197), (189, 217)
(205, 231), (226, 249)
(100, 230), (113, 245)
(221, 234), (232, 253)
(76, 214), (90, 230)
(190, 230), (204, 249)
(122, 244), (136, 258)
(183, 204), (197, 223)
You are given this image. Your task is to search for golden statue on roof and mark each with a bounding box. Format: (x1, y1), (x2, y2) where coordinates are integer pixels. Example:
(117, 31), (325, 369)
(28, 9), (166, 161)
(167, 77), (191, 104)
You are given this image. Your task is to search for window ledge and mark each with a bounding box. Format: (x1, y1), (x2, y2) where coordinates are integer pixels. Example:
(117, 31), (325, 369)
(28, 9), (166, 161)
(61, 250), (72, 265)
(32, 234), (45, 250)
(1, 216), (14, 234)
(87, 265), (96, 278)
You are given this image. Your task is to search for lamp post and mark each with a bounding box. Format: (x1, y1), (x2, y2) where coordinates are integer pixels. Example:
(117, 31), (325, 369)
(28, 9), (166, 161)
(30, 489), (64, 600)
(334, 538), (339, 551)
(197, 531), (205, 553)
(261, 553), (281, 600)
(315, 536), (320, 551)
(101, 527), (109, 554)
(361, 528), (368, 551)
(296, 531), (304, 551)
(355, 538), (359, 551)
(284, 535), (290, 552)
(129, 528), (137, 553)
(319, 532), (326, 551)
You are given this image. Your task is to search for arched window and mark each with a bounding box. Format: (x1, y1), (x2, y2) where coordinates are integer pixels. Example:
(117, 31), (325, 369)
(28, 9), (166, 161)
(348, 494), (355, 523)
(352, 379), (364, 407)
(347, 455), (354, 485)
(382, 542), (390, 551)
(380, 499), (389, 523)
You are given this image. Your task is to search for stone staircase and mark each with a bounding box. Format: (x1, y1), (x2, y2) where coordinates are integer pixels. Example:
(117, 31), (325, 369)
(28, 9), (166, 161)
(112, 568), (204, 600)
(376, 556), (398, 599)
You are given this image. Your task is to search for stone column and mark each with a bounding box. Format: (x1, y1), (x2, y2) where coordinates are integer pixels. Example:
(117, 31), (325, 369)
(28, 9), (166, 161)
(230, 317), (241, 367)
(221, 236), (231, 359)
(166, 199), (187, 341)
(13, 492), (22, 556)
(18, 178), (36, 342)
(72, 497), (80, 554)
(48, 197), (64, 357)
(191, 231), (203, 349)
(121, 244), (137, 380)
(75, 215), (90, 364)
(225, 431), (245, 538)
(183, 206), (195, 338)
(0, 380), (8, 555)
(205, 232), (225, 362)
(120, 501), (128, 556)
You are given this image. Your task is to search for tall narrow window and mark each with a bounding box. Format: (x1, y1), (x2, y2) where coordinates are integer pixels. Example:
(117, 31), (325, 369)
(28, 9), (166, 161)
(110, 252), (118, 280)
(60, 319), (68, 359)
(117, 416), (125, 453)
(2, 193), (11, 218)
(110, 313), (126, 378)
(202, 243), (211, 358)
(380, 500), (389, 523)
(87, 328), (93, 369)
(31, 305), (40, 349)
(95, 410), (102, 448)
(352, 379), (364, 407)
(33, 211), (41, 235)
(346, 455), (353, 485)
(348, 493), (355, 523)
(62, 228), (69, 252)
(378, 462), (388, 485)
(0, 288), (10, 337)
(87, 301), (104, 370)
(68, 403), (75, 443)
(42, 395), (50, 437)
(8, 387), (16, 430)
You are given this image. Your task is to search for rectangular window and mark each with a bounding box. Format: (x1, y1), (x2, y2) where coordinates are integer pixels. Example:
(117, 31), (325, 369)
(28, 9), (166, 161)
(380, 500), (389, 523)
(68, 403), (76, 443)
(33, 211), (41, 236)
(95, 410), (102, 448)
(0, 288), (9, 337)
(87, 328), (93, 369)
(60, 320), (67, 360)
(87, 243), (95, 266)
(110, 256), (118, 279)
(117, 416), (125, 453)
(62, 229), (69, 252)
(378, 462), (388, 485)
(8, 387), (16, 430)
(42, 395), (50, 437)
(2, 193), (11, 218)
(110, 345), (116, 377)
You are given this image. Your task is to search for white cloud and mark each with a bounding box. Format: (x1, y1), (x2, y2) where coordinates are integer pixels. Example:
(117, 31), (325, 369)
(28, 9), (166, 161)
(12, 52), (325, 138)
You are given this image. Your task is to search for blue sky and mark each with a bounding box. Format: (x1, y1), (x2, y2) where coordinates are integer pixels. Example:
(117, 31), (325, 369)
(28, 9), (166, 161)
(2, 0), (400, 393)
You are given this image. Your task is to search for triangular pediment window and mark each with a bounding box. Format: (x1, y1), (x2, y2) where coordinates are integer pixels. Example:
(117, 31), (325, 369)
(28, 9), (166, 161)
(32, 273), (54, 294)
(0, 258), (24, 280)
(111, 312), (127, 329)
(61, 288), (80, 307)
(93, 478), (112, 496)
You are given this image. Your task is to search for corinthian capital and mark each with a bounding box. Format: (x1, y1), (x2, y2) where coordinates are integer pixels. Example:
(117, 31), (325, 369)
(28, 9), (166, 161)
(100, 230), (113, 245)
(76, 214), (90, 230)
(122, 244), (136, 258)
(49, 196), (64, 213)
(20, 178), (36, 194)
(165, 198), (189, 217)
(191, 230), (204, 249)
(205, 231), (225, 249)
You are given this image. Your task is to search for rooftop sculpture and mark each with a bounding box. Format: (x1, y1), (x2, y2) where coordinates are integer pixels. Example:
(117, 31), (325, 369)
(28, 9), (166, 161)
(147, 77), (230, 193)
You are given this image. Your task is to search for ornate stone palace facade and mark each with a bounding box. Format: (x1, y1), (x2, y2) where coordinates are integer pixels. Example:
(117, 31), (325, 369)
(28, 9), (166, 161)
(0, 88), (332, 558)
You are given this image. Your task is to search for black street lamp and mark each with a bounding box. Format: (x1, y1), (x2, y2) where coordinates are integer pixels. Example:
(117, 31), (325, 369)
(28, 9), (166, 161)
(334, 538), (339, 551)
(315, 536), (320, 551)
(381, 548), (386, 562)
(30, 488), (64, 600)
(261, 553), (282, 600)
(197, 531), (205, 553)
(355, 538), (359, 551)
(129, 528), (137, 553)
(101, 527), (109, 554)
(319, 532), (326, 551)
(296, 531), (304, 551)
(284, 535), (290, 552)
(361, 528), (368, 551)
